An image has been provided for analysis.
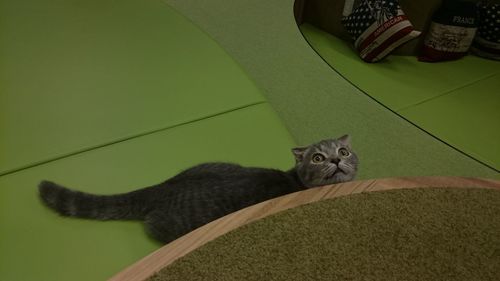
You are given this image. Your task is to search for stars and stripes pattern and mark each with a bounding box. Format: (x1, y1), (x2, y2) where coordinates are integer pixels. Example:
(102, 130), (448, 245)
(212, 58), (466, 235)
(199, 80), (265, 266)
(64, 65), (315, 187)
(342, 0), (420, 62)
(477, 2), (500, 43)
(472, 2), (500, 60)
(342, 0), (378, 40)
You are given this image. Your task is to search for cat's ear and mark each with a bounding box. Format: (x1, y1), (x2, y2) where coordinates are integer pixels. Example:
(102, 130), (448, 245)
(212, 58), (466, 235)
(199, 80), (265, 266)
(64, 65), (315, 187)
(338, 134), (352, 148)
(292, 147), (307, 163)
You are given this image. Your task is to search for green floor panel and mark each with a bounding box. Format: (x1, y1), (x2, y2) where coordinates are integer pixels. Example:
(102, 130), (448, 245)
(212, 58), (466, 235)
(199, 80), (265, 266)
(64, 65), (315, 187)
(400, 75), (500, 170)
(299, 22), (499, 170)
(0, 103), (296, 281)
(0, 0), (265, 175)
(300, 24), (500, 111)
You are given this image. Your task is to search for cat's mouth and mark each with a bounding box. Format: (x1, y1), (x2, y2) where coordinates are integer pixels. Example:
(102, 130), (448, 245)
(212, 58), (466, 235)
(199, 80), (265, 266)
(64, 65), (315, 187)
(325, 168), (344, 179)
(334, 167), (344, 175)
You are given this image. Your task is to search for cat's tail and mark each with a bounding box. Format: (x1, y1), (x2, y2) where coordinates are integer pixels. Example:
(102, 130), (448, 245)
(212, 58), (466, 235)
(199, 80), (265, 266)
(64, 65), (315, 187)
(38, 181), (153, 220)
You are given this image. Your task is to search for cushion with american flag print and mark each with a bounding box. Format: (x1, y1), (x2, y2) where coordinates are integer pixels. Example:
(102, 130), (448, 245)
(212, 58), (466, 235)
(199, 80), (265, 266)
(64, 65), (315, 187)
(471, 1), (500, 61)
(342, 0), (421, 62)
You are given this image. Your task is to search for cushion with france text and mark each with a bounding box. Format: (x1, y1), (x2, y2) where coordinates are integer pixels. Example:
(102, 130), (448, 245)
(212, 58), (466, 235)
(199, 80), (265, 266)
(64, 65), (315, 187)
(419, 0), (478, 62)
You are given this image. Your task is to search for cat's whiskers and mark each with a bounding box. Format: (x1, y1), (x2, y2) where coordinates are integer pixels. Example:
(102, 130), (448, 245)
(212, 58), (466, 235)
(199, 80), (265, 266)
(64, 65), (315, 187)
(321, 164), (339, 180)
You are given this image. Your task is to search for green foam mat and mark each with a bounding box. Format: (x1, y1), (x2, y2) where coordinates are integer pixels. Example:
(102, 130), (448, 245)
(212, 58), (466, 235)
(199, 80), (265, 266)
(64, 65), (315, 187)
(400, 74), (500, 169)
(0, 104), (296, 281)
(299, 24), (500, 112)
(0, 0), (264, 175)
(164, 0), (498, 179)
(300, 23), (500, 171)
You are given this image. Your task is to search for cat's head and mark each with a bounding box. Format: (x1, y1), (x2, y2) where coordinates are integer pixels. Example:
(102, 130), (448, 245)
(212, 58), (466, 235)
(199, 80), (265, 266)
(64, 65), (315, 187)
(292, 135), (359, 187)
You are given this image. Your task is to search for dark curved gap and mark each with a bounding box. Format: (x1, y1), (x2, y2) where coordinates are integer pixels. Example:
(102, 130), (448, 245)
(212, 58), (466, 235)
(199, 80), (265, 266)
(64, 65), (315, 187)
(292, 0), (498, 173)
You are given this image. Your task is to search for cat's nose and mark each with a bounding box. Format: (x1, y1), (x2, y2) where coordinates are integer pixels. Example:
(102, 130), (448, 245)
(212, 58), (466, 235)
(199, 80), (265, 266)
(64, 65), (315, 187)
(331, 158), (340, 164)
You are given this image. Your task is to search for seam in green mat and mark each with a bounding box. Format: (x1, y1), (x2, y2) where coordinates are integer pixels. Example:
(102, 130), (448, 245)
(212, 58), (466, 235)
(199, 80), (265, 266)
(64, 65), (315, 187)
(0, 101), (267, 178)
(396, 73), (498, 113)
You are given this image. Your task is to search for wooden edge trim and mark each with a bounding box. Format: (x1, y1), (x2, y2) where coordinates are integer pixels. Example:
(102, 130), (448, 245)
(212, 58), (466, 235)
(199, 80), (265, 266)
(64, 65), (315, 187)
(109, 176), (500, 281)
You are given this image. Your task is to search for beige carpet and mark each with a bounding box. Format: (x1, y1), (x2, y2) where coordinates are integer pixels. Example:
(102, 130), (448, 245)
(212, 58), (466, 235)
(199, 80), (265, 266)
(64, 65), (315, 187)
(149, 187), (500, 281)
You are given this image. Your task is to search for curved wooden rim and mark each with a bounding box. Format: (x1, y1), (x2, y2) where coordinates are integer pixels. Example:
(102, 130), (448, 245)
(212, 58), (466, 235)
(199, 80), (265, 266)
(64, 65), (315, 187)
(109, 176), (500, 281)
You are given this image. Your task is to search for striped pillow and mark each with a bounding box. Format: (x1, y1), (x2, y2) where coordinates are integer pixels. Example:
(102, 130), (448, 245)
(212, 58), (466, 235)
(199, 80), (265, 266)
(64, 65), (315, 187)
(342, 0), (421, 62)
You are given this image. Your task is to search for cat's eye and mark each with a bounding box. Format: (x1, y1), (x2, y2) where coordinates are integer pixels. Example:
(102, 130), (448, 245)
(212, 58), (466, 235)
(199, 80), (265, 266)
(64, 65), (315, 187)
(339, 148), (350, 157)
(312, 153), (326, 163)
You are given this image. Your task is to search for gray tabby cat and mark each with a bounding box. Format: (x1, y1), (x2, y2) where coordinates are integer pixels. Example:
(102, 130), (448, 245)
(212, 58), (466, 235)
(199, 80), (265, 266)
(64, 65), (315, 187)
(39, 135), (359, 244)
